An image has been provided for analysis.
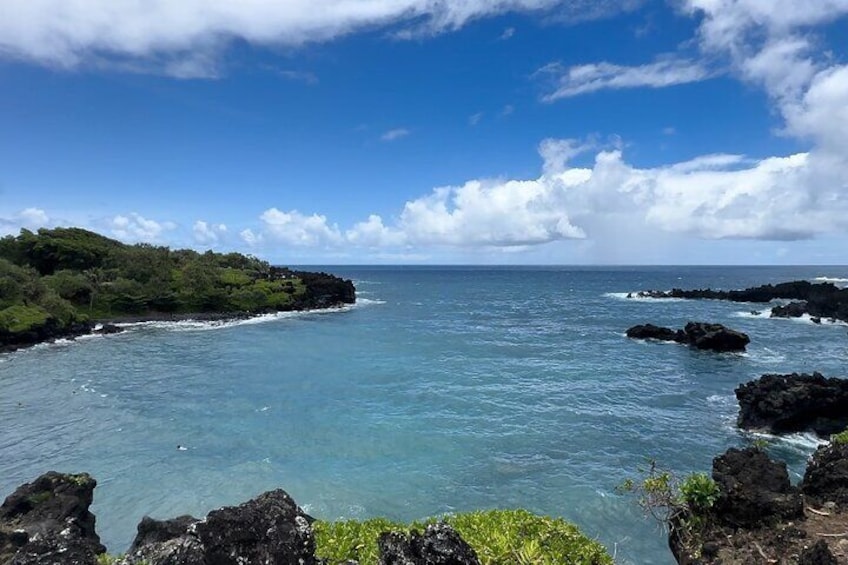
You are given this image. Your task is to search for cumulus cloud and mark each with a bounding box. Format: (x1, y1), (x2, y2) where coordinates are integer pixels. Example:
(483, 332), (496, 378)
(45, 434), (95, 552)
(381, 128), (410, 142)
(538, 58), (713, 100)
(193, 220), (228, 246)
(0, 208), (51, 235)
(0, 0), (624, 75)
(245, 134), (848, 254)
(258, 208), (343, 247)
(109, 213), (176, 242)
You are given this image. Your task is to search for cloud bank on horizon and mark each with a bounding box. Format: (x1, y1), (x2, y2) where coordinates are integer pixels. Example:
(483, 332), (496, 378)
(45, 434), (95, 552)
(1, 0), (847, 263)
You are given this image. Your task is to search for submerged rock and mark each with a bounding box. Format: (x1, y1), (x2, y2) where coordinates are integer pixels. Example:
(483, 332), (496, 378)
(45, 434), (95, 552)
(711, 447), (804, 528)
(736, 373), (848, 437)
(119, 489), (316, 565)
(378, 522), (480, 565)
(0, 472), (105, 565)
(625, 321), (749, 352)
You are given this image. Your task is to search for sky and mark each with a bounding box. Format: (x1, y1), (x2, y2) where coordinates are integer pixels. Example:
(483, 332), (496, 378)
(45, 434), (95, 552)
(1, 0), (847, 265)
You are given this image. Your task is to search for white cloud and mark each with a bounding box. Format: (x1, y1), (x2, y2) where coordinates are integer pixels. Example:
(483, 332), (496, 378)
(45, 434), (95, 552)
(240, 228), (263, 247)
(0, 208), (51, 235)
(259, 208), (343, 247)
(346, 215), (406, 247)
(469, 112), (484, 126)
(381, 128), (410, 142)
(499, 27), (516, 40)
(500, 104), (514, 117)
(538, 57), (713, 100)
(0, 0), (614, 75)
(109, 213), (176, 242)
(193, 220), (228, 246)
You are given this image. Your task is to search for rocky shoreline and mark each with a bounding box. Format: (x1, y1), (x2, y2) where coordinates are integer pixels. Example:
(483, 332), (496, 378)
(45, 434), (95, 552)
(0, 473), (610, 565)
(629, 280), (848, 324)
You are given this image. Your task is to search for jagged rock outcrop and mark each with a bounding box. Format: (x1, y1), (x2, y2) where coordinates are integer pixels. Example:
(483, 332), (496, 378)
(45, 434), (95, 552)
(119, 489), (316, 565)
(626, 322), (750, 352)
(736, 373), (848, 437)
(630, 280), (848, 323)
(378, 523), (480, 565)
(712, 447), (804, 528)
(0, 472), (105, 565)
(801, 442), (848, 508)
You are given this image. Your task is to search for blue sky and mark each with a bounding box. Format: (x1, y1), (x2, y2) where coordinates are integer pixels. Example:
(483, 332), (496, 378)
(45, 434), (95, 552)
(1, 0), (847, 264)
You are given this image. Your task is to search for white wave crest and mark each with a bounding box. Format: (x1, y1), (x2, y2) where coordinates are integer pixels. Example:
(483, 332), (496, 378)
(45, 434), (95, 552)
(118, 300), (385, 333)
(743, 430), (827, 451)
(812, 276), (848, 287)
(603, 291), (684, 302)
(733, 309), (770, 319)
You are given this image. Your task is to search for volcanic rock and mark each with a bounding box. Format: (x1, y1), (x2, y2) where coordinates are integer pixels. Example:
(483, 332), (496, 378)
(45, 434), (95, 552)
(120, 490), (316, 565)
(0, 472), (105, 565)
(378, 523), (480, 565)
(736, 373), (848, 437)
(711, 447), (804, 528)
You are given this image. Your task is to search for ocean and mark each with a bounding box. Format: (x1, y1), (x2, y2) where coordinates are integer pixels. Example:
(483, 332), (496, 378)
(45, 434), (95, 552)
(2, 266), (847, 564)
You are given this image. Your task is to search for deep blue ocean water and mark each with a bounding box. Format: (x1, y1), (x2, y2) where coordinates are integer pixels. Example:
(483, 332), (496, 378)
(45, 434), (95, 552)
(2, 266), (847, 563)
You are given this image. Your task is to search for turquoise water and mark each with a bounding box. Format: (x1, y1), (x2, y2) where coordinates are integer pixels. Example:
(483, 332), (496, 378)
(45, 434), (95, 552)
(2, 266), (847, 563)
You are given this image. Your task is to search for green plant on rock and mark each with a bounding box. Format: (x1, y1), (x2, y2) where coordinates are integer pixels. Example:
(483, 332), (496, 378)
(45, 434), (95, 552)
(680, 473), (719, 513)
(830, 428), (848, 446)
(314, 509), (612, 565)
(618, 460), (718, 529)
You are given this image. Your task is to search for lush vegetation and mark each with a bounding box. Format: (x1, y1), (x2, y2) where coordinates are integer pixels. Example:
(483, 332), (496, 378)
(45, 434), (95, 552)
(313, 509), (613, 565)
(0, 227), (353, 343)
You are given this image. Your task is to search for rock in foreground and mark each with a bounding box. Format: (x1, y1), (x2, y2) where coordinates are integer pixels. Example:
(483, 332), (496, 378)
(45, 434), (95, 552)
(378, 522), (480, 565)
(802, 441), (848, 509)
(626, 321), (750, 352)
(0, 472), (105, 565)
(670, 446), (848, 564)
(736, 372), (848, 437)
(119, 490), (316, 565)
(711, 447), (803, 528)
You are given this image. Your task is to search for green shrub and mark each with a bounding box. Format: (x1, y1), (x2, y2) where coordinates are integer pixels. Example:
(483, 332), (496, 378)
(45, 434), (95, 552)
(314, 509), (612, 565)
(679, 473), (719, 512)
(831, 428), (848, 446)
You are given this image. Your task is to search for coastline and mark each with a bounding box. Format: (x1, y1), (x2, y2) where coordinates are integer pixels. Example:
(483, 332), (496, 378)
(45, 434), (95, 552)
(0, 299), (356, 355)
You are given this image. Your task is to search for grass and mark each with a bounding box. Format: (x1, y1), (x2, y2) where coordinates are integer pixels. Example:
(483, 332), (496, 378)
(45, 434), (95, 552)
(314, 509), (613, 565)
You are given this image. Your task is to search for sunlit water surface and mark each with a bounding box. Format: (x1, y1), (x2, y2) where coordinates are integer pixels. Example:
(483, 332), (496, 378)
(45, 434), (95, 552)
(3, 266), (847, 564)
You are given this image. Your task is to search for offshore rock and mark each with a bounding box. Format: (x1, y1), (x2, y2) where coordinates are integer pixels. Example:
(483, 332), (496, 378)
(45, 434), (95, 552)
(801, 442), (848, 508)
(711, 447), (804, 528)
(625, 324), (682, 342)
(0, 472), (105, 565)
(681, 322), (750, 352)
(119, 489), (316, 565)
(625, 322), (749, 352)
(378, 523), (480, 565)
(736, 373), (848, 437)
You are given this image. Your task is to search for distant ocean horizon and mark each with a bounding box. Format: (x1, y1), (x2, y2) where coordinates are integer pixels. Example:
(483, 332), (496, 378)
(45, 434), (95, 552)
(3, 265), (847, 564)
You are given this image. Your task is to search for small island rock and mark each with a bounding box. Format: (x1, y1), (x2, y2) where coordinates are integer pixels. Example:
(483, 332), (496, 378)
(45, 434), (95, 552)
(736, 373), (848, 437)
(625, 321), (749, 352)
